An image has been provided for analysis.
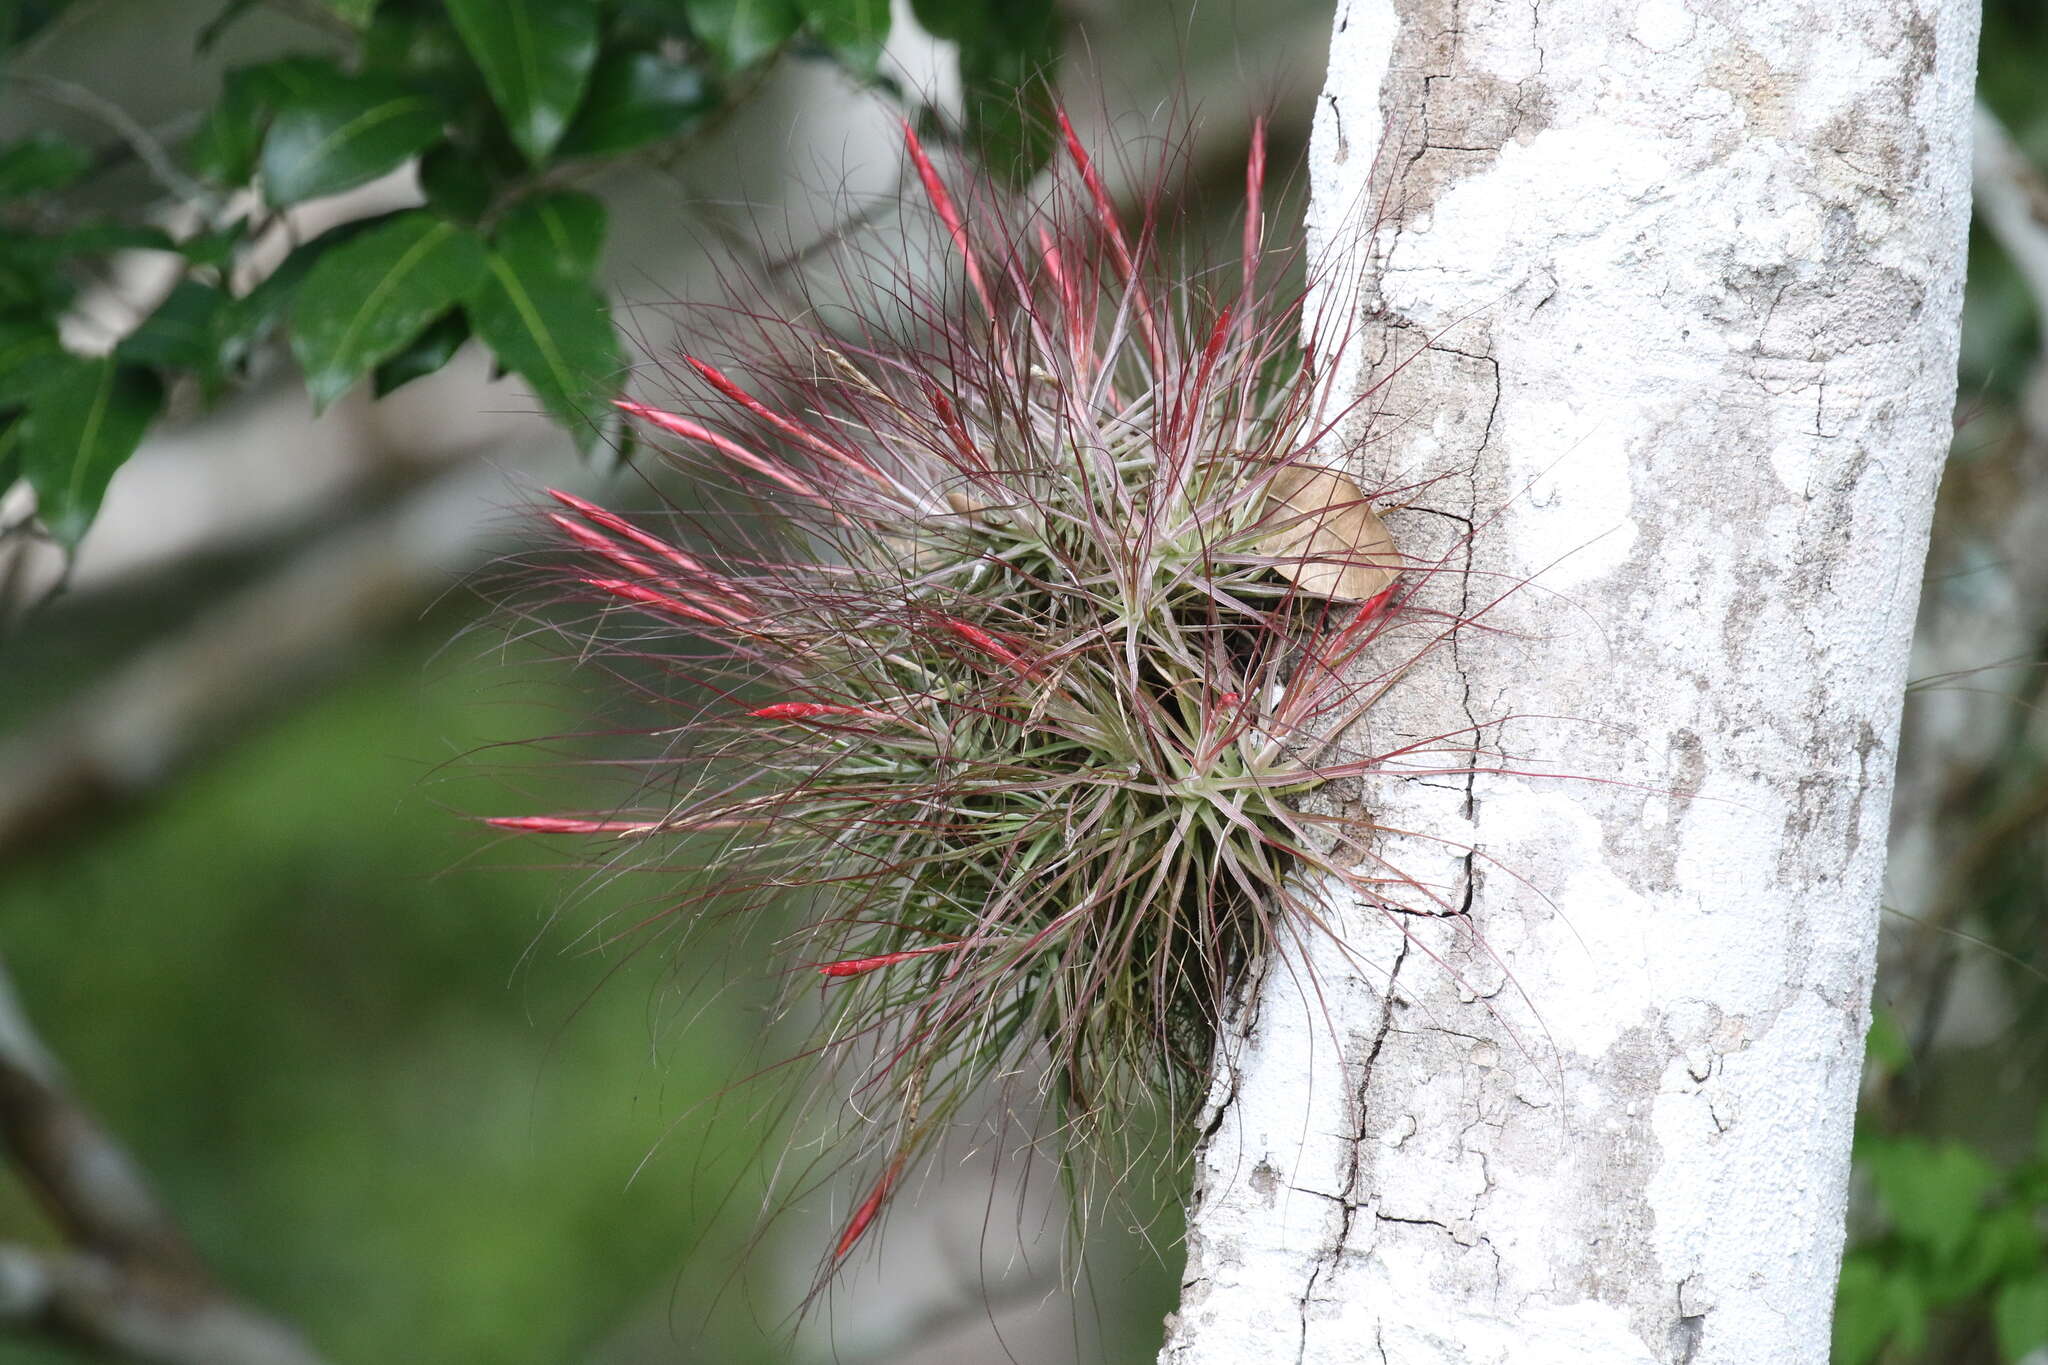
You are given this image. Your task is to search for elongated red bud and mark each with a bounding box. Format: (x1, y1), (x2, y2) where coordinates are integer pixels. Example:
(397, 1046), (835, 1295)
(940, 618), (1030, 672)
(834, 1157), (906, 1261)
(485, 815), (660, 835)
(816, 941), (965, 977)
(749, 702), (896, 723)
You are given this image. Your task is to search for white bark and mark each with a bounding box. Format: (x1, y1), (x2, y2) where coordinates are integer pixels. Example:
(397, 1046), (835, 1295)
(1164, 2), (1980, 1363)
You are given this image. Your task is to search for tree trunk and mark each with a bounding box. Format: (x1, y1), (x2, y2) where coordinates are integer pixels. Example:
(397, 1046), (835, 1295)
(1162, 1), (1981, 1362)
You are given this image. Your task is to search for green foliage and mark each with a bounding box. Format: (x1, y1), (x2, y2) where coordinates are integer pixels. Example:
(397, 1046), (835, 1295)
(19, 358), (162, 548)
(1835, 1120), (2048, 1364)
(0, 0), (1065, 550)
(289, 211), (488, 410)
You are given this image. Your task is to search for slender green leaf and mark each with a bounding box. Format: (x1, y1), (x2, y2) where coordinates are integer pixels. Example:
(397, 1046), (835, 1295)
(118, 279), (230, 381)
(372, 309), (469, 397)
(799, 0), (887, 74)
(493, 192), (606, 279)
(290, 211), (488, 410)
(557, 49), (717, 158)
(684, 0), (800, 70)
(22, 357), (163, 547)
(445, 0), (600, 166)
(259, 70), (447, 206)
(465, 248), (621, 455)
(0, 133), (91, 198)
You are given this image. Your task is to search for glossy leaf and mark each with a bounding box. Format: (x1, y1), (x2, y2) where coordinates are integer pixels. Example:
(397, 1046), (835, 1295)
(21, 357), (163, 547)
(445, 0), (600, 166)
(465, 248), (621, 455)
(290, 211), (488, 410)
(189, 57), (338, 186)
(220, 214), (393, 377)
(0, 319), (66, 405)
(557, 49), (716, 158)
(373, 309), (470, 397)
(419, 144), (496, 222)
(259, 68), (447, 206)
(117, 279), (230, 381)
(0, 133), (91, 198)
(684, 0), (800, 70)
(493, 192), (606, 279)
(799, 0), (888, 74)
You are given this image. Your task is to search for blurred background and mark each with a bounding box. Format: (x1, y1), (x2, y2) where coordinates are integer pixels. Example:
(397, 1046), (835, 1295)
(0, 2), (2041, 1362)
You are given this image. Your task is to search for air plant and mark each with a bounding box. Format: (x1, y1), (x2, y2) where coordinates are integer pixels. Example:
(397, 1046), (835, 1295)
(490, 110), (1435, 1276)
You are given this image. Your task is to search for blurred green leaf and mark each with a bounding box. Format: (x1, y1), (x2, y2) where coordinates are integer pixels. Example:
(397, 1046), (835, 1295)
(189, 57), (338, 186)
(372, 308), (469, 397)
(493, 191), (606, 279)
(0, 133), (91, 198)
(0, 233), (75, 315)
(465, 247), (621, 454)
(21, 356), (163, 547)
(118, 279), (230, 383)
(910, 0), (1059, 185)
(260, 69), (447, 206)
(290, 211), (488, 411)
(326, 0), (381, 24)
(179, 220), (251, 272)
(1834, 1255), (1894, 1365)
(220, 216), (388, 376)
(799, 0), (888, 73)
(684, 0), (800, 69)
(419, 145), (497, 223)
(1998, 1276), (2048, 1363)
(1870, 1138), (2000, 1267)
(46, 224), (179, 256)
(0, 414), (20, 489)
(558, 48), (717, 158)
(445, 0), (600, 166)
(0, 318), (66, 405)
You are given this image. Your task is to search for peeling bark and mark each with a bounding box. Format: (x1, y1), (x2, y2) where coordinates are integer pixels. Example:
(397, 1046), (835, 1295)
(1163, 1), (1980, 1362)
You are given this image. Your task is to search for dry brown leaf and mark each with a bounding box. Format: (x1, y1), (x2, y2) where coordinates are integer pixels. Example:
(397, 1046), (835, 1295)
(1259, 464), (1400, 601)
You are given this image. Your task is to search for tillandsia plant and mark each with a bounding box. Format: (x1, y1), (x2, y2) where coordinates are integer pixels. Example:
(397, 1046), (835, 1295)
(490, 111), (1439, 1277)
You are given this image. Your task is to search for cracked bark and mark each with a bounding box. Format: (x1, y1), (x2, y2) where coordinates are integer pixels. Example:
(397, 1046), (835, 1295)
(1161, 1), (1980, 1363)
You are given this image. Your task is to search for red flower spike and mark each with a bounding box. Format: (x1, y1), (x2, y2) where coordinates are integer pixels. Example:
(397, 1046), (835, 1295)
(1244, 115), (1267, 298)
(681, 358), (895, 490)
(548, 513), (659, 578)
(485, 815), (661, 835)
(1055, 109), (1163, 375)
(749, 702), (898, 724)
(941, 618), (1030, 672)
(613, 401), (824, 501)
(816, 940), (968, 978)
(581, 576), (736, 627)
(833, 1157), (906, 1261)
(901, 119), (994, 318)
(546, 488), (711, 577)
